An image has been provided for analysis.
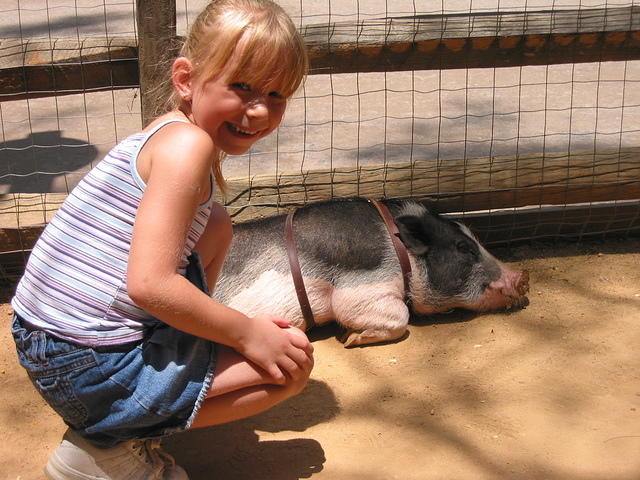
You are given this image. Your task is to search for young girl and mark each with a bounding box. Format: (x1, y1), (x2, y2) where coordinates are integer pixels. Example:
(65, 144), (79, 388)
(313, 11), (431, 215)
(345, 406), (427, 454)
(10, 1), (313, 478)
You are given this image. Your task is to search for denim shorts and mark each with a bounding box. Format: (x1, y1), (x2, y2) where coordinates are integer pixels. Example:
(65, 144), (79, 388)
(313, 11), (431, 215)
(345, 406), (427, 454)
(10, 254), (217, 447)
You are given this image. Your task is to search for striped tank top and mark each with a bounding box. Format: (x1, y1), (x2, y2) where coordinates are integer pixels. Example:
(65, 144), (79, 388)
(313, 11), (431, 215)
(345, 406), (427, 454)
(12, 119), (215, 346)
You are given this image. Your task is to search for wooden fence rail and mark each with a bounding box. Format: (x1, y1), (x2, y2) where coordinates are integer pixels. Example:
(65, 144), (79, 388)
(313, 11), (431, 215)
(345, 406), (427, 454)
(2, 6), (639, 102)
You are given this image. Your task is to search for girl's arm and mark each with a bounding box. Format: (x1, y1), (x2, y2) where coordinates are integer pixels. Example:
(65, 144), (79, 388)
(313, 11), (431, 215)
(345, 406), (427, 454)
(127, 122), (311, 382)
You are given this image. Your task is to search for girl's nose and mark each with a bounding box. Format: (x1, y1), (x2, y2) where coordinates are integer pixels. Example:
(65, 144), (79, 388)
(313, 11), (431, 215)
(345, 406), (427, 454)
(246, 99), (268, 120)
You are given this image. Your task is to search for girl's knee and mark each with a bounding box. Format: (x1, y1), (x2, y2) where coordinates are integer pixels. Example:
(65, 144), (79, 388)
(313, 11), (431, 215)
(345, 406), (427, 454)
(281, 372), (310, 400)
(283, 360), (313, 398)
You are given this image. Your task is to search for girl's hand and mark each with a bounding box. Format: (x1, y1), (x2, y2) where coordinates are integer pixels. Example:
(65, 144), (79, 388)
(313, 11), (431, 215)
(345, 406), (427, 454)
(267, 315), (291, 329)
(236, 315), (313, 384)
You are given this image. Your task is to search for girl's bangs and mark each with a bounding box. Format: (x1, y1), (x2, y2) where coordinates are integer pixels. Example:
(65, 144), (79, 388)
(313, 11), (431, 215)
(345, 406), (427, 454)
(228, 24), (307, 98)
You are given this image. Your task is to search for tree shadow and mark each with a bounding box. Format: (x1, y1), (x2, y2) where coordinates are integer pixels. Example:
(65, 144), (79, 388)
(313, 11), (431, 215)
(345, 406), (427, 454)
(0, 131), (97, 193)
(163, 379), (338, 480)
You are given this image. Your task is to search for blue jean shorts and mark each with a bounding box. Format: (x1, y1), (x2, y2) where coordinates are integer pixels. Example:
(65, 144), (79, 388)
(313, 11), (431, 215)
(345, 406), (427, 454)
(11, 254), (217, 447)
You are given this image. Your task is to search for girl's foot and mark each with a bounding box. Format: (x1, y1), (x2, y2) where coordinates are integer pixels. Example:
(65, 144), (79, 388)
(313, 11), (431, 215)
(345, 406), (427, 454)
(45, 429), (188, 480)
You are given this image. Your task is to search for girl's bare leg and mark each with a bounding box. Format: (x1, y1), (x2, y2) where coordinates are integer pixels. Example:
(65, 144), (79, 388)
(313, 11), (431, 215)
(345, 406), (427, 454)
(189, 344), (312, 429)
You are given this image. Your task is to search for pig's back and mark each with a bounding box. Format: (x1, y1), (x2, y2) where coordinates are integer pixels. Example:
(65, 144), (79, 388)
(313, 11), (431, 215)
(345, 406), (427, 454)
(220, 198), (399, 294)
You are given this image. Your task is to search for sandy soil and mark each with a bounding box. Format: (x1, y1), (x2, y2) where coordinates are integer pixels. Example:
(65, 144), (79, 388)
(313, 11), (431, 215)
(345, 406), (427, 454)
(1, 237), (639, 480)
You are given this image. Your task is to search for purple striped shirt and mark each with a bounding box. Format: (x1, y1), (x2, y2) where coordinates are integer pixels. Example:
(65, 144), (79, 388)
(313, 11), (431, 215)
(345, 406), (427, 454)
(12, 120), (215, 346)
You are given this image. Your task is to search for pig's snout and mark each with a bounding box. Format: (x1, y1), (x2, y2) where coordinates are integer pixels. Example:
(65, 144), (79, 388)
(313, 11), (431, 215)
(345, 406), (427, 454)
(486, 268), (530, 310)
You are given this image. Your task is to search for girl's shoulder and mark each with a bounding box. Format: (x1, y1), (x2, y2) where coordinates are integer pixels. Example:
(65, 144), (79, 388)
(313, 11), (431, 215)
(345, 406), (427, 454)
(142, 112), (190, 132)
(137, 113), (216, 182)
(144, 113), (213, 150)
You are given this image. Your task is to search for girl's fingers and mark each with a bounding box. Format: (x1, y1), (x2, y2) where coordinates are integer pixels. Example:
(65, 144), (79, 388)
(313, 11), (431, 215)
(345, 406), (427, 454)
(287, 344), (313, 370)
(286, 327), (314, 355)
(267, 364), (286, 385)
(271, 317), (291, 328)
(277, 355), (301, 379)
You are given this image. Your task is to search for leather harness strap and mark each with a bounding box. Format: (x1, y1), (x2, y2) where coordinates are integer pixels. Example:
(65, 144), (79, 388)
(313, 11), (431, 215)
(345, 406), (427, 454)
(285, 209), (316, 330)
(368, 199), (413, 299)
(284, 200), (413, 331)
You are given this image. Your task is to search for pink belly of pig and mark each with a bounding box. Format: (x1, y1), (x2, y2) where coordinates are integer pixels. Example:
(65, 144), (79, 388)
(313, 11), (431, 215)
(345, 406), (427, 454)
(225, 270), (410, 345)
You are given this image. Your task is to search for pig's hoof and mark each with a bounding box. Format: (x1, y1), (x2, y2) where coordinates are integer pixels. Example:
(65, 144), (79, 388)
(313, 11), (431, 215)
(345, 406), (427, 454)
(341, 330), (363, 347)
(341, 328), (406, 347)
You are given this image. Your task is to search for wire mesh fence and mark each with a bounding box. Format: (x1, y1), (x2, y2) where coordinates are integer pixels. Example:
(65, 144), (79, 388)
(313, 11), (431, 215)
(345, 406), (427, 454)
(1, 0), (639, 282)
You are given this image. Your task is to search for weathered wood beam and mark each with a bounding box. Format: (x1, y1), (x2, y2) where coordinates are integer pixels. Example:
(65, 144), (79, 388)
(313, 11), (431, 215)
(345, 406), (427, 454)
(0, 37), (139, 100)
(219, 148), (640, 222)
(1, 6), (639, 100)
(0, 225), (43, 254)
(2, 148), (638, 242)
(219, 181), (640, 225)
(304, 6), (640, 73)
(135, 0), (177, 125)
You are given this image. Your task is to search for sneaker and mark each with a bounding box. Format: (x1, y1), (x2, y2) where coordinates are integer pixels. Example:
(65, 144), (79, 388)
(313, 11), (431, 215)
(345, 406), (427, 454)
(44, 429), (189, 480)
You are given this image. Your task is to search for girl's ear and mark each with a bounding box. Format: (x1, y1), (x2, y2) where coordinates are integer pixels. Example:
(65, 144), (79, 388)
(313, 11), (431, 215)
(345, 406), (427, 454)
(172, 57), (194, 102)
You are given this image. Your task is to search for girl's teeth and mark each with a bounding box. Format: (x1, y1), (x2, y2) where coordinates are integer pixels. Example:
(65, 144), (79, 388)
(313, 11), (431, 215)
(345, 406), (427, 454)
(229, 123), (256, 136)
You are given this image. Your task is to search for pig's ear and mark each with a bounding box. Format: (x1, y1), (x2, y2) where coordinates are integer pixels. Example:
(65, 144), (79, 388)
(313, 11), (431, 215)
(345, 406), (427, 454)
(394, 215), (431, 255)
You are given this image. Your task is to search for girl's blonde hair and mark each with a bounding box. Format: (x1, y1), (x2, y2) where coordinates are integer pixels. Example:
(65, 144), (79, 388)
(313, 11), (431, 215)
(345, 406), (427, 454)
(168, 0), (309, 194)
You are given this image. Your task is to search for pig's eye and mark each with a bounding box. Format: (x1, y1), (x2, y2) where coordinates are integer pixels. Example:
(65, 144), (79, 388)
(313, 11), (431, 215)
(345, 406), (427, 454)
(456, 240), (478, 257)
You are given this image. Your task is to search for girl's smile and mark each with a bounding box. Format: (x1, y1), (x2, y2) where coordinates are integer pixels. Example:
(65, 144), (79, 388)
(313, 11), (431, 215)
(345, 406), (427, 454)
(226, 122), (262, 137)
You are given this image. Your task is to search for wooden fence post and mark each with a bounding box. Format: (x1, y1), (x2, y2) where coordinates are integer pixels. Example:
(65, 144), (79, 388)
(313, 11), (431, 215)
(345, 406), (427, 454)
(136, 0), (177, 126)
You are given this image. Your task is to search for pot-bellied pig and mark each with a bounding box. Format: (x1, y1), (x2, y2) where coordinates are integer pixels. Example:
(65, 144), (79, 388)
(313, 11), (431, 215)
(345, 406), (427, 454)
(214, 198), (529, 347)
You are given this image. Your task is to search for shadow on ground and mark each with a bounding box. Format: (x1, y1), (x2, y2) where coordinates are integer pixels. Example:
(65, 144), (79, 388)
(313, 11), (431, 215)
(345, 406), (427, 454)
(164, 379), (338, 480)
(1, 131), (97, 193)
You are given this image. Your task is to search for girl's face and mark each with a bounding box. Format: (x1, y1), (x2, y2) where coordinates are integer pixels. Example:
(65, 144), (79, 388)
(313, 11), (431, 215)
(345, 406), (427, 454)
(188, 72), (287, 155)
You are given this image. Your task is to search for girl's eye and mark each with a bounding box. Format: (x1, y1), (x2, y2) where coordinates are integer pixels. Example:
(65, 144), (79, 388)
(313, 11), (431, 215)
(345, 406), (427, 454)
(269, 91), (284, 99)
(231, 82), (251, 91)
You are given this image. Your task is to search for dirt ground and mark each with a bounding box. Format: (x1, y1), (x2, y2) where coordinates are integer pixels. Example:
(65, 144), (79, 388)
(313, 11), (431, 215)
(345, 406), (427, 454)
(1, 237), (639, 480)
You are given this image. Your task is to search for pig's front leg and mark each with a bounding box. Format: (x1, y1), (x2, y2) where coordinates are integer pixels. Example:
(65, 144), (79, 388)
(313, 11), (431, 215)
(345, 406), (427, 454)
(332, 282), (409, 347)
